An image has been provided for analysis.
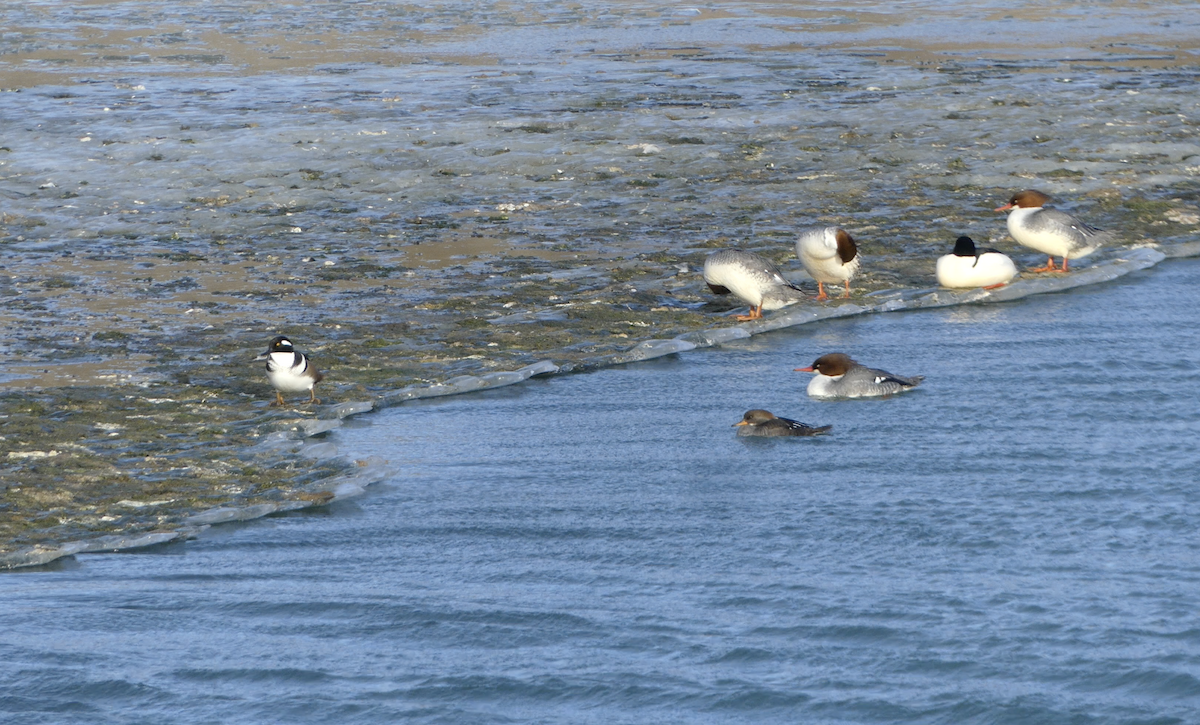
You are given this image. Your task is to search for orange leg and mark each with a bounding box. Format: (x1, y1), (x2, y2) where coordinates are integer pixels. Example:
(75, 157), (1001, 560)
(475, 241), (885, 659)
(814, 281), (829, 301)
(1027, 256), (1057, 273)
(305, 388), (321, 405)
(1029, 256), (1068, 273)
(842, 280), (852, 299)
(983, 281), (1008, 290)
(271, 391), (286, 407)
(735, 305), (763, 321)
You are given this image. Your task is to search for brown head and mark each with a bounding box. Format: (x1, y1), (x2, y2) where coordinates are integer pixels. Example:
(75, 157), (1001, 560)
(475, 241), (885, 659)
(794, 352), (856, 376)
(834, 228), (858, 264)
(994, 189), (1051, 212)
(734, 409), (778, 427)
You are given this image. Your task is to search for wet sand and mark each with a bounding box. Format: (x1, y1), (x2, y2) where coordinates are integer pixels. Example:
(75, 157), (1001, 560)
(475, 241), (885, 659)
(2, 1), (1199, 567)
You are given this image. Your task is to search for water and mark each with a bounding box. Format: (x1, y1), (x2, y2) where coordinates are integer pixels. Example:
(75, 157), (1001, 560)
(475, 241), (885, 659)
(5, 258), (1200, 724)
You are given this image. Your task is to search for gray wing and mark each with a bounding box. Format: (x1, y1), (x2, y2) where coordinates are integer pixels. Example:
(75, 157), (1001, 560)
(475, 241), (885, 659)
(721, 250), (787, 282)
(841, 366), (923, 395)
(707, 249), (801, 290)
(1032, 208), (1112, 249)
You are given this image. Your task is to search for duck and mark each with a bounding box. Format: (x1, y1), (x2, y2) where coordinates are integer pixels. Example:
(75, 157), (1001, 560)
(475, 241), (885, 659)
(255, 335), (324, 406)
(935, 236), (1018, 288)
(703, 249), (806, 321)
(795, 226), (860, 300)
(795, 353), (923, 399)
(994, 189), (1111, 272)
(734, 409), (832, 437)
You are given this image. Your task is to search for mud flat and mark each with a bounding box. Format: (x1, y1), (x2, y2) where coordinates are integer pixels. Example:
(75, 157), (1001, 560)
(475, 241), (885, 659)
(2, 1), (1199, 567)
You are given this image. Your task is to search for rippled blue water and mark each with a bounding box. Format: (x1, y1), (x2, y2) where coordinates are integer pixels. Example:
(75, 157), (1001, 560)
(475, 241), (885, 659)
(5, 260), (1200, 724)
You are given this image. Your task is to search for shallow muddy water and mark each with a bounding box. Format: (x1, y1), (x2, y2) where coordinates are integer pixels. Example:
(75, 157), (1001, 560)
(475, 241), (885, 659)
(1, 2), (1199, 557)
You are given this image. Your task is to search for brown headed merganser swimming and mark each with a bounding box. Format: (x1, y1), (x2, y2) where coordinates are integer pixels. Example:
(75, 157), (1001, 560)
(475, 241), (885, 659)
(795, 353), (923, 399)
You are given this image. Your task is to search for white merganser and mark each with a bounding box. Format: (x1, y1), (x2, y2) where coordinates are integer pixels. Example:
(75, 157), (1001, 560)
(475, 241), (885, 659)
(734, 409), (831, 437)
(794, 226), (860, 300)
(936, 236), (1018, 289)
(795, 353), (923, 399)
(703, 249), (805, 321)
(995, 189), (1110, 273)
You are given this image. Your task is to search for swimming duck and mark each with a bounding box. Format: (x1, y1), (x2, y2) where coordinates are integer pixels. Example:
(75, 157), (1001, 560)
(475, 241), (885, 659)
(703, 249), (806, 321)
(795, 226), (860, 300)
(935, 236), (1018, 288)
(995, 190), (1110, 272)
(734, 409), (832, 437)
(795, 353), (923, 399)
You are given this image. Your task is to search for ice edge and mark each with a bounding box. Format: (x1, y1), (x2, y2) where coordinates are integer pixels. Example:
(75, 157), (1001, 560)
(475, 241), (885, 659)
(0, 246), (1180, 570)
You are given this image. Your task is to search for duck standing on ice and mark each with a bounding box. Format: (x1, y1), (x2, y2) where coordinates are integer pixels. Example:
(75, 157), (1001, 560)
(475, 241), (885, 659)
(795, 226), (859, 300)
(936, 236), (1018, 289)
(703, 249), (806, 321)
(994, 190), (1110, 273)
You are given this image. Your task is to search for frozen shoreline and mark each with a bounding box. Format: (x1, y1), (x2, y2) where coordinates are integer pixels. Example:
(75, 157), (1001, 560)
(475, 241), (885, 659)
(4, 241), (1191, 570)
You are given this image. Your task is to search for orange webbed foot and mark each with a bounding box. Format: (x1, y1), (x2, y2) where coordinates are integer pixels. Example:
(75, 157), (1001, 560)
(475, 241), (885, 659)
(1028, 257), (1064, 273)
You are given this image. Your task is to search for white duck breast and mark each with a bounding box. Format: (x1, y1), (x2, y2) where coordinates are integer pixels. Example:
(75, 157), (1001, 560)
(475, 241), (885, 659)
(936, 236), (1018, 288)
(266, 351), (317, 393)
(703, 249), (805, 321)
(795, 226), (860, 300)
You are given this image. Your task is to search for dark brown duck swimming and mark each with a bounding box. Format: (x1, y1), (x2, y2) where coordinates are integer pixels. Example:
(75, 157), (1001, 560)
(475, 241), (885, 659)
(733, 409), (832, 437)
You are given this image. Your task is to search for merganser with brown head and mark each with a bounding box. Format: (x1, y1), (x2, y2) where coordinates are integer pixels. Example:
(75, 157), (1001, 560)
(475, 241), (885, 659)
(995, 190), (1110, 273)
(733, 409), (832, 437)
(795, 353), (923, 399)
(795, 226), (859, 300)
